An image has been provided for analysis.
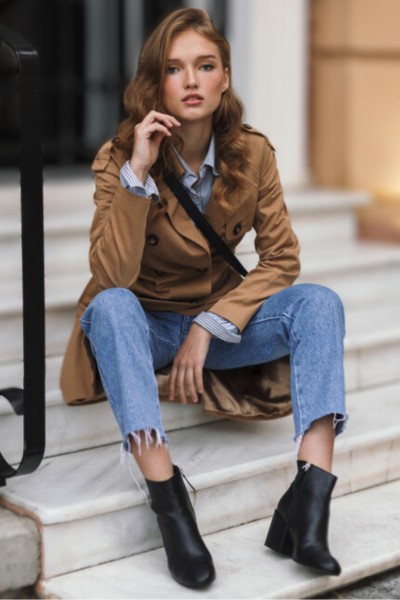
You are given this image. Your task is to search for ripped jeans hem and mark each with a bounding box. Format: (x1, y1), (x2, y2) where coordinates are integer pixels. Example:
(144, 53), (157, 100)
(119, 428), (169, 504)
(294, 412), (348, 454)
(120, 427), (169, 459)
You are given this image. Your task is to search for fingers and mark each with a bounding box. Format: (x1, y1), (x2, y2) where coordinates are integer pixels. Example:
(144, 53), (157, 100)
(131, 111), (181, 174)
(169, 364), (200, 404)
(140, 110), (181, 132)
(136, 121), (173, 140)
(168, 324), (210, 404)
(168, 367), (178, 402)
(194, 365), (204, 395)
(185, 367), (200, 404)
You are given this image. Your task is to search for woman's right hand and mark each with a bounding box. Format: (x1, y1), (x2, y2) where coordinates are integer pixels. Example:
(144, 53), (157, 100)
(130, 110), (181, 184)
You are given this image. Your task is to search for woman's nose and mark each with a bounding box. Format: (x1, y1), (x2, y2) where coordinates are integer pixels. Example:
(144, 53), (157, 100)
(184, 69), (199, 88)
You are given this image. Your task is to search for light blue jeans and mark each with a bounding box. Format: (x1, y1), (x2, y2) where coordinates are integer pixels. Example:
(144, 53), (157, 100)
(80, 284), (347, 452)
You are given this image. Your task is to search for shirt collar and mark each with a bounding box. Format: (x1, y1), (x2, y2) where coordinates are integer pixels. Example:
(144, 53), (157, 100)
(173, 135), (219, 178)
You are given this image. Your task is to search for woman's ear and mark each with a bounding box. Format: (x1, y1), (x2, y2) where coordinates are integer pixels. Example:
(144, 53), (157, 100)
(222, 67), (230, 93)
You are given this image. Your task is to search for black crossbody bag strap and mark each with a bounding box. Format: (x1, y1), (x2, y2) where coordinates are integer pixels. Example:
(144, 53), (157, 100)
(164, 174), (248, 278)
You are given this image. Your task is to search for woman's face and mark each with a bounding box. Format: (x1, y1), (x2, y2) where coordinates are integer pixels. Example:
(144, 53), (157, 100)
(161, 30), (229, 126)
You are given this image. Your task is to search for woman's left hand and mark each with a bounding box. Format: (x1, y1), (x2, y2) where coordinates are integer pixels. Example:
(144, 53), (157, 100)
(169, 324), (212, 404)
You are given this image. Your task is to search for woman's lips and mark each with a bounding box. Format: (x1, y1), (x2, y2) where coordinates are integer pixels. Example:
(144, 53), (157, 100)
(182, 94), (204, 105)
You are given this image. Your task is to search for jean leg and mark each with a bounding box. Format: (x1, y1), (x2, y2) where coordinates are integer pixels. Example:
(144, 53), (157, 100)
(284, 284), (346, 442)
(80, 288), (173, 450)
(205, 284), (347, 441)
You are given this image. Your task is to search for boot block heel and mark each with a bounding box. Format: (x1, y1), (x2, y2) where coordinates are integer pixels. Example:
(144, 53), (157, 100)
(265, 510), (293, 557)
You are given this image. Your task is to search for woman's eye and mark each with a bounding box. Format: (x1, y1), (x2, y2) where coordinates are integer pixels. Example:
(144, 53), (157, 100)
(166, 66), (178, 74)
(201, 64), (215, 71)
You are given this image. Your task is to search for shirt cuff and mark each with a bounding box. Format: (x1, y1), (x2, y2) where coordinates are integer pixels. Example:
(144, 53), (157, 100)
(194, 311), (242, 344)
(120, 161), (159, 199)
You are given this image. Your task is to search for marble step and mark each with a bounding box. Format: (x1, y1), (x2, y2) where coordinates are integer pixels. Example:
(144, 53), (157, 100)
(0, 506), (40, 594)
(285, 187), (369, 243)
(0, 170), (95, 218)
(1, 298), (400, 463)
(4, 188), (359, 279)
(0, 229), (90, 281)
(0, 182), (368, 282)
(2, 238), (400, 321)
(41, 478), (400, 600)
(1, 380), (399, 579)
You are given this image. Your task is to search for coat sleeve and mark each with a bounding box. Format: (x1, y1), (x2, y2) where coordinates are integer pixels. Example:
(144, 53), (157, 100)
(89, 141), (152, 289)
(209, 138), (301, 332)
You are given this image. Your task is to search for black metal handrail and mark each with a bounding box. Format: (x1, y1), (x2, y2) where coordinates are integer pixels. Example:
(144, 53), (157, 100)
(0, 25), (45, 487)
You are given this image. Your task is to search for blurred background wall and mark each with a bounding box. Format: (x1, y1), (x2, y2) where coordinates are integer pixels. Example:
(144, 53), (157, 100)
(310, 0), (400, 241)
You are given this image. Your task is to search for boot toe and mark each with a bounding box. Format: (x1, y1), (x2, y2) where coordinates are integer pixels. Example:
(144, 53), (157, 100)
(294, 549), (341, 576)
(312, 550), (341, 576)
(171, 559), (216, 589)
(321, 555), (341, 576)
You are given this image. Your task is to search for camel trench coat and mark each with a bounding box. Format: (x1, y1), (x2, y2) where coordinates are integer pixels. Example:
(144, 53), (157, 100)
(60, 125), (300, 420)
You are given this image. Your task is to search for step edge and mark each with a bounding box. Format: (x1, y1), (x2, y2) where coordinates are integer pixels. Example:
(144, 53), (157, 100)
(2, 421), (399, 526)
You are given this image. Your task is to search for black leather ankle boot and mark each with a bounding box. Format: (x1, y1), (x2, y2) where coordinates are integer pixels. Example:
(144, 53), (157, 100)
(265, 461), (341, 575)
(145, 465), (216, 588)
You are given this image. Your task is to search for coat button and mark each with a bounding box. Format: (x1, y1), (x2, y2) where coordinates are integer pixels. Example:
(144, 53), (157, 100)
(196, 267), (208, 273)
(147, 234), (159, 246)
(155, 270), (165, 276)
(233, 223), (242, 235)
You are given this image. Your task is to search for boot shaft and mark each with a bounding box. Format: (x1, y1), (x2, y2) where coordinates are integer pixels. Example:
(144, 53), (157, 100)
(146, 465), (194, 517)
(278, 461), (337, 520)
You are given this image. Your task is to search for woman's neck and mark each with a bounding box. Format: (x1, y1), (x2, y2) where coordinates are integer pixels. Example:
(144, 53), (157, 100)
(177, 120), (213, 174)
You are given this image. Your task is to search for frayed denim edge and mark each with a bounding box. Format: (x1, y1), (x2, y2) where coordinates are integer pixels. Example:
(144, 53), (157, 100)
(119, 428), (169, 504)
(120, 427), (168, 456)
(294, 412), (349, 456)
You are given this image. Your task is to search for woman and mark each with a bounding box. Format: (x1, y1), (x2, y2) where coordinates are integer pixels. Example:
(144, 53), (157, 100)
(61, 7), (347, 590)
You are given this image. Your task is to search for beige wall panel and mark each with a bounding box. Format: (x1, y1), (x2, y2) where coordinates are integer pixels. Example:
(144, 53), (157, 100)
(312, 0), (400, 51)
(347, 61), (400, 194)
(311, 0), (347, 50)
(310, 57), (347, 186)
(349, 0), (400, 51)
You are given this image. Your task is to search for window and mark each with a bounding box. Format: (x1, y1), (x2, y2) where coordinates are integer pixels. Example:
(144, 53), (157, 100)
(0, 0), (226, 167)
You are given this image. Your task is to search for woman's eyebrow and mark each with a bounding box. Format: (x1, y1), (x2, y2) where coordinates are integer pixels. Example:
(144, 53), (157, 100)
(166, 54), (218, 63)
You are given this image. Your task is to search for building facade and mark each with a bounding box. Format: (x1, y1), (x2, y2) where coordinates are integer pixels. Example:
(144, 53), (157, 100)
(0, 0), (309, 189)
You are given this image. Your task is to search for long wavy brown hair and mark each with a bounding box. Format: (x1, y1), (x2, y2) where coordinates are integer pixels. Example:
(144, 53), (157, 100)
(116, 8), (253, 201)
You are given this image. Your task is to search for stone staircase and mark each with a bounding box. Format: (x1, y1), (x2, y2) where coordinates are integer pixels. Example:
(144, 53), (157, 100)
(1, 173), (400, 598)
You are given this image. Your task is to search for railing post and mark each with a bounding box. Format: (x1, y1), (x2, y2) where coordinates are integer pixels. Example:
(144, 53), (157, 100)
(0, 25), (45, 485)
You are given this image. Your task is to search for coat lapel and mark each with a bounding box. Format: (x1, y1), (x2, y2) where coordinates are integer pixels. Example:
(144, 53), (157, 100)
(204, 177), (250, 234)
(158, 141), (252, 251)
